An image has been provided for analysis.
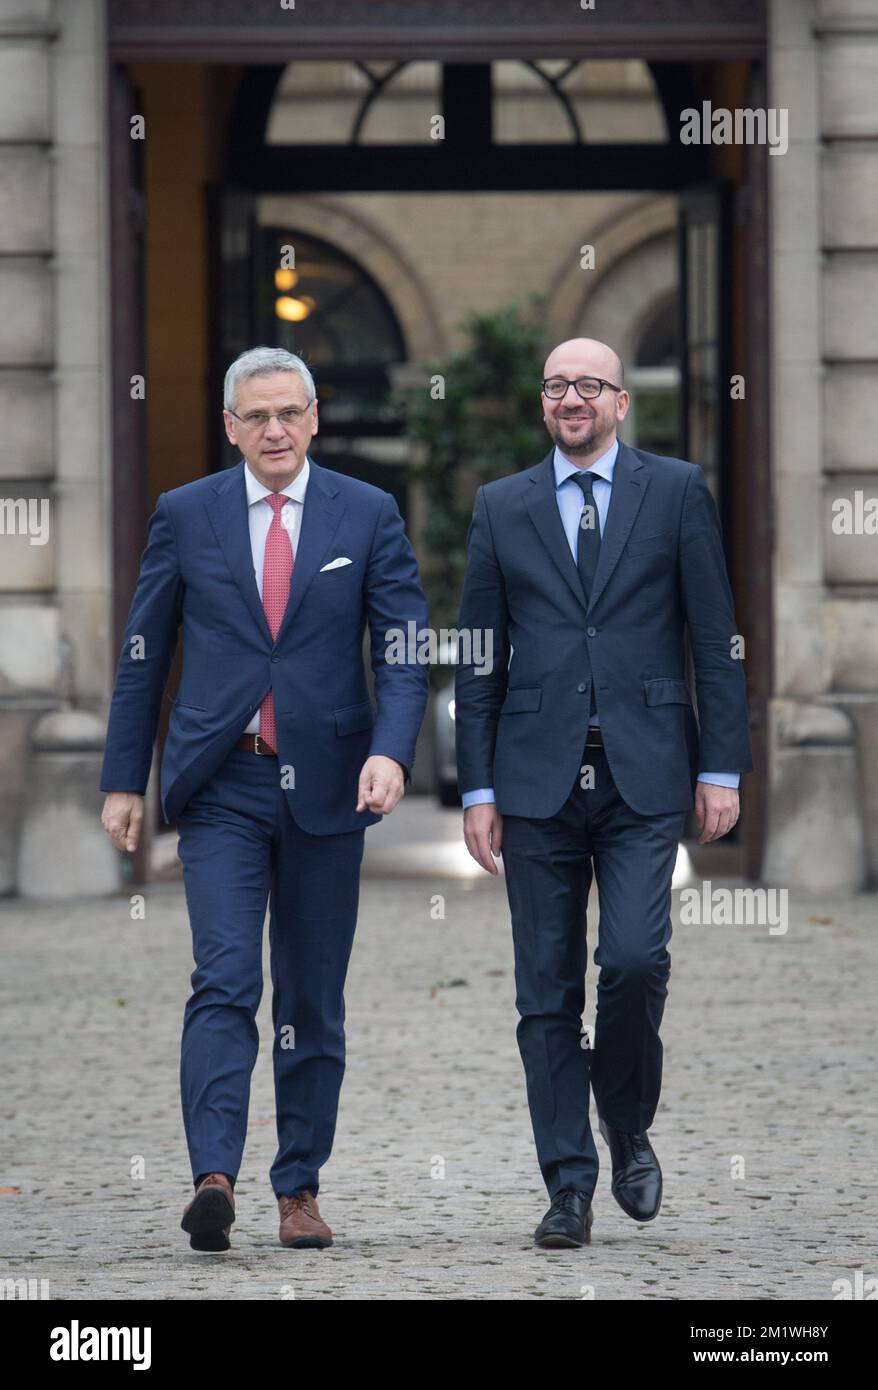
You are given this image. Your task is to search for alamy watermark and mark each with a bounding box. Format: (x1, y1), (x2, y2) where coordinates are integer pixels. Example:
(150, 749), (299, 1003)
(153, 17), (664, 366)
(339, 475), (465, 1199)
(384, 623), (494, 674)
(0, 497), (50, 545)
(680, 102), (788, 156)
(678, 880), (789, 935)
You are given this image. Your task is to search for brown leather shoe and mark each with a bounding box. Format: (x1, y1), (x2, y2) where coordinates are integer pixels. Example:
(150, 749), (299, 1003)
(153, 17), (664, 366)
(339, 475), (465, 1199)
(278, 1189), (333, 1248)
(181, 1172), (235, 1252)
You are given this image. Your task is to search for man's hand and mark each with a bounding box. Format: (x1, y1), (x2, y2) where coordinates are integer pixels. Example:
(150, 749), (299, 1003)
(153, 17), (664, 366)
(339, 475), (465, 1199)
(694, 783), (739, 844)
(463, 802), (503, 875)
(101, 792), (145, 853)
(357, 755), (405, 815)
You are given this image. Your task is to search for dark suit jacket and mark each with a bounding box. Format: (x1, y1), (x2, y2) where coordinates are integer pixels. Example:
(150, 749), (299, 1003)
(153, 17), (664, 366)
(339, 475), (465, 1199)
(454, 443), (752, 818)
(100, 457), (429, 833)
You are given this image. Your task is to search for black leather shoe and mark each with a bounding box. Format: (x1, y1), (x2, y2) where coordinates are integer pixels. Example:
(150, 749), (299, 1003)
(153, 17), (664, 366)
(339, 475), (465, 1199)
(534, 1188), (594, 1248)
(598, 1116), (662, 1221)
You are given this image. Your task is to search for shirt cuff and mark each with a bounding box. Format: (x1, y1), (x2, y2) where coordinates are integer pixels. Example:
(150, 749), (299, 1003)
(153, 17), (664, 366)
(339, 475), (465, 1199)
(461, 788), (496, 808)
(697, 772), (740, 788)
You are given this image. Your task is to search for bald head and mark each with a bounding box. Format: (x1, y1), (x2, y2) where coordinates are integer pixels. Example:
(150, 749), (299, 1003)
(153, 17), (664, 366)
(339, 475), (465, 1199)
(540, 337), (629, 463)
(544, 338), (624, 388)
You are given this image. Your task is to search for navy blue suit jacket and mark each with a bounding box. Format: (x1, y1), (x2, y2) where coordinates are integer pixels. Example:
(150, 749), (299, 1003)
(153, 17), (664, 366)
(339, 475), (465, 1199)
(100, 457), (429, 833)
(454, 443), (752, 818)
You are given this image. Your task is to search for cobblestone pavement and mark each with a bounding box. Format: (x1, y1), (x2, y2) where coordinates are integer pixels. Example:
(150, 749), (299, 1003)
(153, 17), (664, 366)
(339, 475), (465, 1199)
(2, 817), (876, 1300)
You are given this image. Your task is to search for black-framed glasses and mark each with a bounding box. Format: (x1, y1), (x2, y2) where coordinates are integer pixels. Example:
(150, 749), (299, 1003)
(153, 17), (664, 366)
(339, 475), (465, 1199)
(228, 403), (314, 431)
(541, 376), (622, 401)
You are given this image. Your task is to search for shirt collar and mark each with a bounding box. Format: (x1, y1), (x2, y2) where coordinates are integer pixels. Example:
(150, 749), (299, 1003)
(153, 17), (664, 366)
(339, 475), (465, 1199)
(244, 455), (310, 508)
(553, 437), (619, 491)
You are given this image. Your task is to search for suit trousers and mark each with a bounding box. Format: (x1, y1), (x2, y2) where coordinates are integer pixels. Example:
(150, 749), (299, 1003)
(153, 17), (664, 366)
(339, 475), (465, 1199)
(500, 741), (685, 1198)
(175, 747), (365, 1198)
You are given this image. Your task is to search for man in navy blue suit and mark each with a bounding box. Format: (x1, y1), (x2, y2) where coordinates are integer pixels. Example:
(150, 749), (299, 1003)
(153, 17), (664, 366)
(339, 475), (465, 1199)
(455, 338), (752, 1248)
(100, 347), (429, 1251)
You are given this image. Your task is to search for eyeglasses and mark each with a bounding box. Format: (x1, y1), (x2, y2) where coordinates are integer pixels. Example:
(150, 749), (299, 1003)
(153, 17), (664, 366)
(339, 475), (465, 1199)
(542, 376), (622, 401)
(228, 402), (313, 431)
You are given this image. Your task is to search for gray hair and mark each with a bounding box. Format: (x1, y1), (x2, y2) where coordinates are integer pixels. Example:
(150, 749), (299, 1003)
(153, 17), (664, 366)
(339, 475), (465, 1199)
(223, 346), (316, 412)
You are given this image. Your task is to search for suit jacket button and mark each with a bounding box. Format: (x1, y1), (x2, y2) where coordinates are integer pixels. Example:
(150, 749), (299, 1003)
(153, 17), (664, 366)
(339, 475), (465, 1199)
(587, 626), (597, 637)
(271, 653), (280, 663)
(577, 683), (587, 693)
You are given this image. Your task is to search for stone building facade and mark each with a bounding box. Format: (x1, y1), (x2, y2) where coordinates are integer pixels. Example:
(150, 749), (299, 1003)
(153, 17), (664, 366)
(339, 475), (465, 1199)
(764, 0), (878, 892)
(0, 0), (113, 897)
(0, 0), (875, 897)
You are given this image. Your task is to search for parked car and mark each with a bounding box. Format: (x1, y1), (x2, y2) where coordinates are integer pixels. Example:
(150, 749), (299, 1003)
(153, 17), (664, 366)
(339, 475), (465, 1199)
(432, 677), (460, 807)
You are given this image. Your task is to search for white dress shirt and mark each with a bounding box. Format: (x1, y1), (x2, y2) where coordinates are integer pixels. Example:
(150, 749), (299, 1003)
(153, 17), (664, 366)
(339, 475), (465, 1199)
(241, 456), (310, 735)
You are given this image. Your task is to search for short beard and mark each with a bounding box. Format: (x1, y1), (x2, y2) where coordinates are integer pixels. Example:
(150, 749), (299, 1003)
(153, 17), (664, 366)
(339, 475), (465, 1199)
(551, 414), (610, 457)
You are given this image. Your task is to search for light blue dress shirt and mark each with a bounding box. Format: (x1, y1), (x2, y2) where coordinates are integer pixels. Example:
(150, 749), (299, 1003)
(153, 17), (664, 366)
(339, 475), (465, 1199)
(460, 439), (740, 807)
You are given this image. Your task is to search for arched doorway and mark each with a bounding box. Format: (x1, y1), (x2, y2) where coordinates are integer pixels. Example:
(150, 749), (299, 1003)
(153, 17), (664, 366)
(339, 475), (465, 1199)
(109, 2), (770, 876)
(220, 224), (412, 517)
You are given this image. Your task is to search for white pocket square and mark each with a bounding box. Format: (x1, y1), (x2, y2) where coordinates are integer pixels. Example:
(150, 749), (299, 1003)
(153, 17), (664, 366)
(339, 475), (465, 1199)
(319, 556), (353, 572)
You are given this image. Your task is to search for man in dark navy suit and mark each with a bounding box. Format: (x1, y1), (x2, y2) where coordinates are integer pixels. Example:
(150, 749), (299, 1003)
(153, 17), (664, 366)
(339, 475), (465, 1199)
(455, 338), (752, 1248)
(100, 347), (428, 1252)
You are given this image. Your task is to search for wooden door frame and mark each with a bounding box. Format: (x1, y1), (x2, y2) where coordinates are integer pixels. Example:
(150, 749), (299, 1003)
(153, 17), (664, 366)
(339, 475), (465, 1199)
(108, 62), (151, 884)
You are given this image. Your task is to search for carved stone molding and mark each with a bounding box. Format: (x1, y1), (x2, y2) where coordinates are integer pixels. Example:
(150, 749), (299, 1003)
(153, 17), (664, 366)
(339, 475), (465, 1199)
(108, 0), (767, 62)
(111, 0), (763, 22)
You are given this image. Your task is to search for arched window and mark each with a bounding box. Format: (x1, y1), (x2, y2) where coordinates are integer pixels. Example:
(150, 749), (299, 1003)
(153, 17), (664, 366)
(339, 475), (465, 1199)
(255, 227), (406, 427)
(252, 227), (410, 508)
(266, 62), (443, 146)
(492, 59), (667, 144)
(264, 59), (667, 147)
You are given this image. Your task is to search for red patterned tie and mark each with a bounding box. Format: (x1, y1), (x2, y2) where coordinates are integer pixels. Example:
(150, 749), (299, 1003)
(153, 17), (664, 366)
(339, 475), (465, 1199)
(258, 493), (294, 753)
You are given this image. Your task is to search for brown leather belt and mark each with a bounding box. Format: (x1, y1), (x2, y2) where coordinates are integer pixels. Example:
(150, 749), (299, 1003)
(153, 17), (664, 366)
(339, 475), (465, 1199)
(235, 733), (277, 755)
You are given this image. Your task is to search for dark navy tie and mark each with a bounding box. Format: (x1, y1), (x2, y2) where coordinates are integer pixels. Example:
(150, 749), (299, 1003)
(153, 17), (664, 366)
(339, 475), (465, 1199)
(571, 471), (602, 605)
(571, 471), (602, 721)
